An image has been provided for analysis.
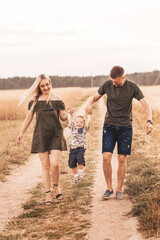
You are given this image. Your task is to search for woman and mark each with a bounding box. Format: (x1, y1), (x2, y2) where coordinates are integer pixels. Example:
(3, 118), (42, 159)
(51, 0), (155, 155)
(17, 74), (68, 205)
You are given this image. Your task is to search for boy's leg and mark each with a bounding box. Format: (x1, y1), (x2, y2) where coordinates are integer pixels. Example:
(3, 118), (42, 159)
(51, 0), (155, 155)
(78, 164), (84, 170)
(77, 148), (85, 179)
(72, 167), (79, 184)
(68, 149), (79, 184)
(72, 167), (78, 174)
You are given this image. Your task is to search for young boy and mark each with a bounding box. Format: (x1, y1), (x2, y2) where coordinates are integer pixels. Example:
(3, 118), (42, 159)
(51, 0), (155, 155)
(67, 111), (92, 184)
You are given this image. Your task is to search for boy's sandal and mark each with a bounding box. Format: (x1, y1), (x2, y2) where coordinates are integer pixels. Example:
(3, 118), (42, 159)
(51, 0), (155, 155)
(53, 184), (64, 200)
(45, 190), (53, 205)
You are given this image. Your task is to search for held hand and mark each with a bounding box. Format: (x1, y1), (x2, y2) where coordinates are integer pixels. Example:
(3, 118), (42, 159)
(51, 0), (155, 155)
(85, 106), (92, 115)
(17, 134), (24, 144)
(146, 122), (153, 135)
(66, 107), (73, 115)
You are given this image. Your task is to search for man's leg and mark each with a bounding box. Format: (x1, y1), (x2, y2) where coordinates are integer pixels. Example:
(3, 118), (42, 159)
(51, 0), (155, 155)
(116, 125), (132, 196)
(102, 123), (116, 199)
(103, 152), (113, 191)
(116, 154), (127, 192)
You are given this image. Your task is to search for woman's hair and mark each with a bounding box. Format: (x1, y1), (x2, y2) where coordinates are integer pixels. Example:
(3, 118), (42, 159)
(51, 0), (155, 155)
(110, 66), (124, 79)
(19, 74), (52, 105)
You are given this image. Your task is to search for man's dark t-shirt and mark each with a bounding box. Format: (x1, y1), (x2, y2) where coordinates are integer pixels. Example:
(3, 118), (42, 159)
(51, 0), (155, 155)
(98, 79), (144, 126)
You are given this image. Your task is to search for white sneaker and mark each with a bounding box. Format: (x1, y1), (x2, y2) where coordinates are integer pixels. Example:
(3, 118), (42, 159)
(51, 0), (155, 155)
(73, 174), (79, 184)
(78, 169), (84, 179)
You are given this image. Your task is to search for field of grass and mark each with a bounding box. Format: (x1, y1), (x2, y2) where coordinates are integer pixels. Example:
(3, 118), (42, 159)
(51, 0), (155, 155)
(0, 88), (97, 181)
(0, 88), (97, 120)
(125, 100), (160, 238)
(0, 86), (159, 239)
(0, 100), (101, 240)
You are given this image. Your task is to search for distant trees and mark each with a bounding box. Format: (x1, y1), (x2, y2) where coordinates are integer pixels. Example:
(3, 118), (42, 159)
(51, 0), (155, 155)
(0, 71), (160, 90)
(126, 70), (160, 86)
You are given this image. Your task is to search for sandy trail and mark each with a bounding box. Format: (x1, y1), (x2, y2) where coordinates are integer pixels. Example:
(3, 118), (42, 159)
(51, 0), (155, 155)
(87, 98), (143, 240)
(0, 155), (41, 232)
(0, 97), (90, 233)
(0, 96), (145, 239)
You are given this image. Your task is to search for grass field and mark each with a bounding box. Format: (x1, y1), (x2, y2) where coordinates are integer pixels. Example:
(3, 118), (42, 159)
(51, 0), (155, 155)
(125, 101), (160, 239)
(0, 94), (100, 240)
(0, 88), (97, 181)
(0, 88), (97, 120)
(0, 86), (159, 239)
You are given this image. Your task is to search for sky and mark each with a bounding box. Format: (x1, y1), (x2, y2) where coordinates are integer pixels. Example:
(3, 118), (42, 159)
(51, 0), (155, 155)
(0, 0), (160, 77)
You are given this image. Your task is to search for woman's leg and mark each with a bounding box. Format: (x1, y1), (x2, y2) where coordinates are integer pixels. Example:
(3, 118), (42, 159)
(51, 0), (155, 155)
(38, 152), (52, 203)
(50, 150), (63, 199)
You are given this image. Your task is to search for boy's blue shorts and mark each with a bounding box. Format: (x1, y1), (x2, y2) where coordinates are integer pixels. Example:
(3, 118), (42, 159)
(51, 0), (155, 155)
(102, 123), (132, 155)
(68, 147), (85, 168)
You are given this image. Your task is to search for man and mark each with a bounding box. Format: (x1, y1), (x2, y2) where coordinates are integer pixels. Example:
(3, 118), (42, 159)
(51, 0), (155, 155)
(86, 66), (153, 200)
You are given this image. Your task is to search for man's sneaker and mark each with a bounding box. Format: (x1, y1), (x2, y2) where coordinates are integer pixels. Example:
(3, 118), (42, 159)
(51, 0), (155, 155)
(78, 169), (84, 179)
(116, 191), (124, 200)
(73, 174), (79, 184)
(102, 189), (113, 199)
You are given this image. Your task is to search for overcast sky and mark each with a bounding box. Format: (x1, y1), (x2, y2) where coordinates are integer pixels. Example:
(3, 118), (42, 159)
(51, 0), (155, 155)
(0, 0), (160, 77)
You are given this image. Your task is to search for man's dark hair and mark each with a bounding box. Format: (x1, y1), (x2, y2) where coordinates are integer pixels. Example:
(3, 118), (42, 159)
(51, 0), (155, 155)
(110, 66), (124, 79)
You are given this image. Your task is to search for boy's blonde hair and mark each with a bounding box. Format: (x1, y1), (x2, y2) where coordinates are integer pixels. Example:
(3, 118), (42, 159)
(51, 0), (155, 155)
(74, 115), (86, 123)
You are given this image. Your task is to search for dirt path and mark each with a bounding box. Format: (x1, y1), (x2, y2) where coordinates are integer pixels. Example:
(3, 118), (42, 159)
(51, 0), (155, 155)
(0, 97), (91, 233)
(87, 98), (143, 240)
(0, 155), (41, 232)
(0, 97), (146, 239)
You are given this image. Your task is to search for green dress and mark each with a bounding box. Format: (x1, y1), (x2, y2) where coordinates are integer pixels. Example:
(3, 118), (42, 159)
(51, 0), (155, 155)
(28, 100), (67, 153)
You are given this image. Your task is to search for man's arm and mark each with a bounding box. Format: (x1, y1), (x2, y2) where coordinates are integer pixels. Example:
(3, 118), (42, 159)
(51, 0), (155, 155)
(89, 92), (103, 106)
(139, 97), (153, 134)
(86, 92), (103, 114)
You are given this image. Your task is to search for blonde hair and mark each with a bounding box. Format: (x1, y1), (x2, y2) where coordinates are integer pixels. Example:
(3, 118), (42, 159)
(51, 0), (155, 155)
(18, 74), (52, 105)
(74, 115), (86, 123)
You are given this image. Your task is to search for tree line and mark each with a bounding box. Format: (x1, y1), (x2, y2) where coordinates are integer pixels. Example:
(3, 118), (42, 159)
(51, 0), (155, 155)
(0, 70), (160, 90)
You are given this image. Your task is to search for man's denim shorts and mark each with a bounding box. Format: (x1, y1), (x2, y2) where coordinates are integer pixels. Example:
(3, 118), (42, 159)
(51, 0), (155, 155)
(68, 147), (85, 168)
(102, 123), (133, 155)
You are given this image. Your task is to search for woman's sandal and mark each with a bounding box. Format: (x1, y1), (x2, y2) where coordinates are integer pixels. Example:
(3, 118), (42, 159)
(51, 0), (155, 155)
(45, 190), (53, 205)
(53, 184), (63, 200)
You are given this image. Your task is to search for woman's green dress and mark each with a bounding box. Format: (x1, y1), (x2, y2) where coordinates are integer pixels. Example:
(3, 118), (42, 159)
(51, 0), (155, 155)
(28, 100), (67, 153)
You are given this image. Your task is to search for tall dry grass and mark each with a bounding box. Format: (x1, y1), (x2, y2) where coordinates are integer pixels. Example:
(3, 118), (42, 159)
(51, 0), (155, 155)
(125, 101), (160, 238)
(0, 88), (97, 120)
(141, 85), (160, 111)
(0, 88), (97, 181)
(0, 100), (101, 240)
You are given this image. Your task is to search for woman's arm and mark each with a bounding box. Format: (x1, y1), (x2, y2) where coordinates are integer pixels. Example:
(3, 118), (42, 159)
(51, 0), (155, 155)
(59, 107), (73, 121)
(59, 110), (68, 121)
(17, 110), (34, 143)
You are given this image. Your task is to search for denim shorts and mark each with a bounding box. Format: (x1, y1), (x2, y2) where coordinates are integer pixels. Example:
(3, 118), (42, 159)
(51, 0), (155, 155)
(68, 147), (85, 168)
(102, 123), (133, 155)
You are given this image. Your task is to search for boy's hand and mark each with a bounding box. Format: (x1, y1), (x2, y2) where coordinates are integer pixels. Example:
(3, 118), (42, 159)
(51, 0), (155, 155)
(66, 107), (73, 114)
(85, 106), (92, 115)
